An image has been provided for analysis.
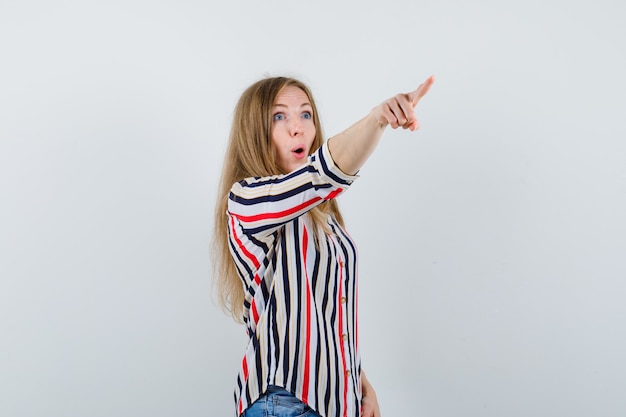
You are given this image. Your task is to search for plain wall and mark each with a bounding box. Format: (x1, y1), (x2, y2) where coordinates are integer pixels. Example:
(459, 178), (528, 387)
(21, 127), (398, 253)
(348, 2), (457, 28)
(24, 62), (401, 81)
(1, 0), (625, 416)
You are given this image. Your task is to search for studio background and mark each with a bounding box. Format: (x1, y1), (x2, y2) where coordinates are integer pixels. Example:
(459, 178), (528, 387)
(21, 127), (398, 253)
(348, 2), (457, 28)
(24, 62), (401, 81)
(1, 1), (625, 416)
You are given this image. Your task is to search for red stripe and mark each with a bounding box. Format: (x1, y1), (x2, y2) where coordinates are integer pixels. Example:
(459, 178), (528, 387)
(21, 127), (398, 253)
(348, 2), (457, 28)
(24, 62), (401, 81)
(337, 269), (348, 417)
(251, 299), (259, 323)
(238, 355), (249, 415)
(324, 187), (343, 200)
(232, 196), (321, 223)
(301, 226), (311, 403)
(229, 216), (261, 269)
(242, 355), (248, 380)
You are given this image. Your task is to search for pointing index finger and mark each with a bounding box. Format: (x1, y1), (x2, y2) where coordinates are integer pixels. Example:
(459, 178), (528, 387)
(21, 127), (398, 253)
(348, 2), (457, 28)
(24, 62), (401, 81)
(408, 75), (435, 107)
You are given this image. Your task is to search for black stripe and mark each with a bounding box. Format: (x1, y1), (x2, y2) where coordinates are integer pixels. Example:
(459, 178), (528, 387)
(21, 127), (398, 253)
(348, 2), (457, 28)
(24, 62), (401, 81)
(228, 236), (254, 289)
(236, 377), (242, 395)
(290, 221), (302, 393)
(230, 182), (318, 206)
(241, 223), (282, 236)
(269, 290), (279, 382)
(249, 232), (270, 253)
(320, 238), (334, 415)
(252, 335), (263, 396)
(241, 165), (319, 188)
(319, 145), (354, 186)
(329, 241), (342, 417)
(310, 231), (321, 293)
(280, 237), (291, 383)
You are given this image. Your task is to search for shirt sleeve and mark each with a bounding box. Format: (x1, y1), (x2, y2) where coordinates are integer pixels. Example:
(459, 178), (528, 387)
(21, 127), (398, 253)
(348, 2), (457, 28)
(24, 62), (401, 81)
(227, 140), (358, 237)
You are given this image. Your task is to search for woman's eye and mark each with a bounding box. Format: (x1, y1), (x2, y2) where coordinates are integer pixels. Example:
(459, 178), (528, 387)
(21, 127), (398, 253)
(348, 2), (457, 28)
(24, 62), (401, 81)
(273, 113), (284, 121)
(302, 111), (312, 120)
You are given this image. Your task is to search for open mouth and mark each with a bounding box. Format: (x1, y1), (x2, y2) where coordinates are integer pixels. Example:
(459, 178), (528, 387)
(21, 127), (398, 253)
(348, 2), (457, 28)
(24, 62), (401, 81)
(292, 146), (306, 157)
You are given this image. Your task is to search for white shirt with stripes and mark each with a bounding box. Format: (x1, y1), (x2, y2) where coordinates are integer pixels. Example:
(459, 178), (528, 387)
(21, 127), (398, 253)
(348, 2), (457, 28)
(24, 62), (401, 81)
(227, 141), (362, 417)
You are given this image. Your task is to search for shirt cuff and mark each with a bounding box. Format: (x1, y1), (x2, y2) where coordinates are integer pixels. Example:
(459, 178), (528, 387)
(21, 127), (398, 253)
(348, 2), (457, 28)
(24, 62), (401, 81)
(316, 140), (360, 187)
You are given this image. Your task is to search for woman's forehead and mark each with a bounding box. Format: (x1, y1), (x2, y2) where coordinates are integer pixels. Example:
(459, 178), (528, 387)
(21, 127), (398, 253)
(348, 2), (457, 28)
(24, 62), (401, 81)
(274, 86), (310, 106)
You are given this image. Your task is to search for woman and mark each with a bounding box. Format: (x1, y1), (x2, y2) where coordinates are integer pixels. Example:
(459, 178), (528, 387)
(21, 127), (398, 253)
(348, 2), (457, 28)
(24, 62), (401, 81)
(213, 75), (434, 417)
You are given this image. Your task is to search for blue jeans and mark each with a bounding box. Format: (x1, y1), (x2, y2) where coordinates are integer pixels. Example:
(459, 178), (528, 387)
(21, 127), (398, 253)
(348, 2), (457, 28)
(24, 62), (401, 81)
(241, 386), (321, 417)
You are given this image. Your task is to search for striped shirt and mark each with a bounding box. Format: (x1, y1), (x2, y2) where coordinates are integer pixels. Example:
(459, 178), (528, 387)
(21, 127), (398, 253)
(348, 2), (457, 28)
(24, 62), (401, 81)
(227, 141), (361, 417)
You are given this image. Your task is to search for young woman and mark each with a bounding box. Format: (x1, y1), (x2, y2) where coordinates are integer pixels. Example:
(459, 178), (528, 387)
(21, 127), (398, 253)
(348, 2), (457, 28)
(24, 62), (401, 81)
(213, 75), (434, 417)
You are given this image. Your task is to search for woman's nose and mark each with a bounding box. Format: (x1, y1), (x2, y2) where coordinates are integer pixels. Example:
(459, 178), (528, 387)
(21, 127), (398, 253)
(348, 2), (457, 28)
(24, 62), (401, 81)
(289, 118), (303, 136)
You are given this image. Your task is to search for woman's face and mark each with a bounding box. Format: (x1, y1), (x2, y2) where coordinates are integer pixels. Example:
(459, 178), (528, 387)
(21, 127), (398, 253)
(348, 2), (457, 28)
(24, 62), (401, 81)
(270, 86), (316, 174)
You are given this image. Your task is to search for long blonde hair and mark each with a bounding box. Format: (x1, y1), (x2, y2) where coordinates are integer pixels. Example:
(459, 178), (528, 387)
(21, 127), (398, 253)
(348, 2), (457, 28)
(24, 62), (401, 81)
(212, 77), (345, 322)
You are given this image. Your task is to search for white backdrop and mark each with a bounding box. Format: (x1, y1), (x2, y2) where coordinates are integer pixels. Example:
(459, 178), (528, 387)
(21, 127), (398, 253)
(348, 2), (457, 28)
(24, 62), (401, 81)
(1, 1), (625, 416)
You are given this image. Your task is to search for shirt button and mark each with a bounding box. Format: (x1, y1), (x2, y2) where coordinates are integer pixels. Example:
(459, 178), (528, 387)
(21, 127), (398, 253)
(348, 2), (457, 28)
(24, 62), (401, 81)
(342, 333), (348, 341)
(339, 261), (345, 267)
(340, 297), (347, 304)
(346, 370), (351, 376)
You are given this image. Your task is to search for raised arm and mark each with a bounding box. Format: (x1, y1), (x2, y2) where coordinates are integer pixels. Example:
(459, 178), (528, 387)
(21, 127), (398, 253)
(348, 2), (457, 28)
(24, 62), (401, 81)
(327, 75), (435, 175)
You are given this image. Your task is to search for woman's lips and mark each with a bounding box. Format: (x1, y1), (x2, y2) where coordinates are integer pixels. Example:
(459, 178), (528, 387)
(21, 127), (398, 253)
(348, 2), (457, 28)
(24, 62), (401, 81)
(291, 145), (306, 159)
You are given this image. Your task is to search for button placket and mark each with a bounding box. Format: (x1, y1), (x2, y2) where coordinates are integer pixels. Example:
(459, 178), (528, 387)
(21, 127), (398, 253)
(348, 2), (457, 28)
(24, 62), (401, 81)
(338, 254), (355, 416)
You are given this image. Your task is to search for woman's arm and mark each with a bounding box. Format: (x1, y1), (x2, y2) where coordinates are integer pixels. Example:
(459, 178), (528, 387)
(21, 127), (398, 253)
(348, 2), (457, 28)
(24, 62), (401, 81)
(327, 75), (435, 175)
(361, 370), (381, 417)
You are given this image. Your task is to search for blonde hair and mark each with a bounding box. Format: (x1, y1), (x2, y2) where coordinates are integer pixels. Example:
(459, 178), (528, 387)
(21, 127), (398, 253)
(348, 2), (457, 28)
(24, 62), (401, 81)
(212, 77), (345, 322)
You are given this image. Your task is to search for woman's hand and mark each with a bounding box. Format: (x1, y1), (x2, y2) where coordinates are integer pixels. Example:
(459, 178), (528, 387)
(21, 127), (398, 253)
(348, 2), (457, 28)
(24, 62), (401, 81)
(373, 75), (435, 131)
(361, 371), (381, 417)
(327, 74), (435, 175)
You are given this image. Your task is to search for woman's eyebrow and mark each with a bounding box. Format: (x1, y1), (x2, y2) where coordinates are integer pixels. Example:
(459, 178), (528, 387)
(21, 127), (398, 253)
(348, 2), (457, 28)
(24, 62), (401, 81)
(272, 102), (312, 108)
